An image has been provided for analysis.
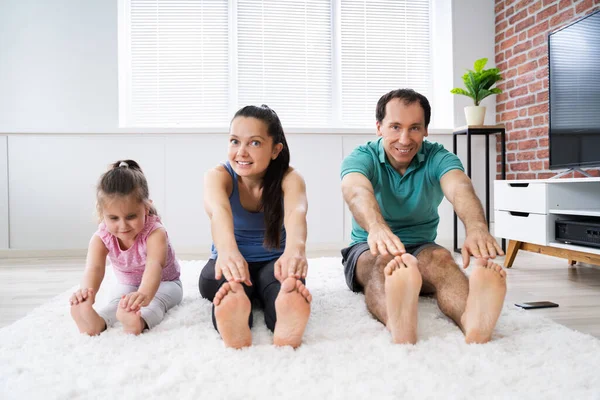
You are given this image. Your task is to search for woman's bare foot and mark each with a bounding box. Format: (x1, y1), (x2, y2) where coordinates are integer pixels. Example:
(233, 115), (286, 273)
(214, 282), (252, 349)
(273, 277), (312, 348)
(70, 289), (106, 335)
(461, 258), (507, 344)
(384, 253), (422, 344)
(116, 298), (146, 335)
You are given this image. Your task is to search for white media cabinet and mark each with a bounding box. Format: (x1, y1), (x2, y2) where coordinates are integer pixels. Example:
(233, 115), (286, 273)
(494, 177), (600, 267)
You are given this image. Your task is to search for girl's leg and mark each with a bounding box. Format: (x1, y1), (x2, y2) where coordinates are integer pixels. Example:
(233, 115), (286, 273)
(139, 279), (183, 329)
(96, 283), (138, 329)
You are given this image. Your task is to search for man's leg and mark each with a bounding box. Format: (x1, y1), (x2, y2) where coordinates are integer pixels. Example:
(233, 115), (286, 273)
(355, 251), (422, 344)
(415, 246), (506, 344)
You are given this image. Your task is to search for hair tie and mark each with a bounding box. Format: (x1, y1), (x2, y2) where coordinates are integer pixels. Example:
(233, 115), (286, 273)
(119, 161), (129, 168)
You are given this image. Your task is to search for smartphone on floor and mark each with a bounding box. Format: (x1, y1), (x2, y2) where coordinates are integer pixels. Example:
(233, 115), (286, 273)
(515, 301), (559, 309)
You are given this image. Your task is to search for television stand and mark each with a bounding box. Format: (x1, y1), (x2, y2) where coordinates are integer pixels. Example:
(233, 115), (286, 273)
(494, 177), (600, 268)
(551, 167), (593, 179)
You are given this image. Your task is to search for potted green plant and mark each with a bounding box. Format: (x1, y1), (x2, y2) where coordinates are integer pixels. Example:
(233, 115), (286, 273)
(451, 58), (503, 125)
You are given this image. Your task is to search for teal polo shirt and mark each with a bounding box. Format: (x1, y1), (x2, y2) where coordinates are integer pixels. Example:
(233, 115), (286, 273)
(341, 137), (464, 246)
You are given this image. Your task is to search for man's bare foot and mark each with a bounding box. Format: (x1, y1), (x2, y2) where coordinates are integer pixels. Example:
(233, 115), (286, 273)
(70, 290), (106, 335)
(384, 253), (422, 344)
(273, 277), (312, 348)
(116, 298), (146, 335)
(461, 258), (507, 344)
(214, 282), (252, 349)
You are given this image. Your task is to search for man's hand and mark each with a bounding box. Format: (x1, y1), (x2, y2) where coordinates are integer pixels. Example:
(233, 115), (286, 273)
(461, 224), (504, 268)
(367, 223), (406, 256)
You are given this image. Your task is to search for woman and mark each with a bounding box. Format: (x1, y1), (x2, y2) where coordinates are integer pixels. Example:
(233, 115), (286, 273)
(199, 105), (312, 348)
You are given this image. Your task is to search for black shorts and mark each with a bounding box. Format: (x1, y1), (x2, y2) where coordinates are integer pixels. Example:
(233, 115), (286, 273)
(340, 242), (442, 292)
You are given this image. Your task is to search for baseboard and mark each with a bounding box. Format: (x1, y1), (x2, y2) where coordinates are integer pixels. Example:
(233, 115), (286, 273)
(0, 249), (88, 259)
(0, 243), (351, 260)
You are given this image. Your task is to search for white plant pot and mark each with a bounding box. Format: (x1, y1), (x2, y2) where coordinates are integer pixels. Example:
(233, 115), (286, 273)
(464, 106), (486, 125)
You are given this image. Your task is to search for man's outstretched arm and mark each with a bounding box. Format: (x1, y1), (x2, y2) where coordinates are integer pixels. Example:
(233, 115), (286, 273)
(341, 172), (405, 256)
(440, 169), (504, 267)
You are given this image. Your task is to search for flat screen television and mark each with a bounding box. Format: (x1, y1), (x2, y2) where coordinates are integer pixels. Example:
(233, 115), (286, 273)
(548, 10), (600, 171)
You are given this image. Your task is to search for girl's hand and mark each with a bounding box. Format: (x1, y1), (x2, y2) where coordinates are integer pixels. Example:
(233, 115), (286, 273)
(69, 288), (96, 306)
(216, 251), (252, 286)
(274, 252), (308, 282)
(120, 291), (151, 311)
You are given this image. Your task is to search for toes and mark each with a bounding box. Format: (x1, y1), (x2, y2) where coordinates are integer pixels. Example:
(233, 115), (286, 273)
(281, 277), (297, 292)
(384, 259), (398, 275)
(401, 253), (417, 267)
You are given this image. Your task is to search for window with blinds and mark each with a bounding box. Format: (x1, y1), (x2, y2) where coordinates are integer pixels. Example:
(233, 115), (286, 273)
(119, 0), (432, 129)
(340, 0), (430, 127)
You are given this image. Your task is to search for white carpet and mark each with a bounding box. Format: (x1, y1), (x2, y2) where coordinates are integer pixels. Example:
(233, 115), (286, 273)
(1, 258), (600, 399)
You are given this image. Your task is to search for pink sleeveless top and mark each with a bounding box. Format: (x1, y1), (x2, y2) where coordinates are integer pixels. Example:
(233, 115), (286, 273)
(94, 215), (180, 286)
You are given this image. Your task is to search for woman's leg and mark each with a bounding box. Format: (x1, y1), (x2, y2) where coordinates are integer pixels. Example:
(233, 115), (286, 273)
(199, 259), (254, 348)
(253, 260), (311, 348)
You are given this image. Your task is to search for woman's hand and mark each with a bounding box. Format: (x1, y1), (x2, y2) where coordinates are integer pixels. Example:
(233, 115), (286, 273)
(216, 250), (252, 286)
(274, 252), (308, 282)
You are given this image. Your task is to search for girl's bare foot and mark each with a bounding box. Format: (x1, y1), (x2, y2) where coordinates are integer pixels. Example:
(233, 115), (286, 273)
(214, 282), (252, 349)
(384, 253), (422, 344)
(116, 297), (146, 335)
(70, 289), (106, 336)
(273, 277), (312, 348)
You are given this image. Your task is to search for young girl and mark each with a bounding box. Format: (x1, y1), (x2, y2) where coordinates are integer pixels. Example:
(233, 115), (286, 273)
(199, 105), (312, 349)
(70, 160), (182, 335)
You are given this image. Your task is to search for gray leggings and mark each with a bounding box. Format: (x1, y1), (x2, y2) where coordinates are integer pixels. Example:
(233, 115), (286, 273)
(97, 279), (183, 329)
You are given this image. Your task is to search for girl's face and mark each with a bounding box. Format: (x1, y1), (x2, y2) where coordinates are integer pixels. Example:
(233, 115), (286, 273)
(101, 194), (148, 245)
(228, 117), (283, 178)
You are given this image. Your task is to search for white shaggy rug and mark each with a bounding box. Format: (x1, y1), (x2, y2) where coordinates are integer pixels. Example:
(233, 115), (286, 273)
(1, 258), (600, 399)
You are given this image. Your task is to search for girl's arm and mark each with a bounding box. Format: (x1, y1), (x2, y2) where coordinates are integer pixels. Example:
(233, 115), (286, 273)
(275, 169), (309, 280)
(81, 235), (108, 292)
(204, 166), (251, 285)
(71, 235), (108, 305)
(139, 227), (168, 295)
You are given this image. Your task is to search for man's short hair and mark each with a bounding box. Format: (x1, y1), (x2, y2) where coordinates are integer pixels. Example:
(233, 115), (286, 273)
(376, 89), (431, 128)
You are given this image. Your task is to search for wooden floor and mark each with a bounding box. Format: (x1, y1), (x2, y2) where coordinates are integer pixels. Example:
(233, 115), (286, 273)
(1, 250), (600, 338)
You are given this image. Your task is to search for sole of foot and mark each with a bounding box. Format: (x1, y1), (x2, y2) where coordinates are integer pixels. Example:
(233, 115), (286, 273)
(384, 253), (422, 345)
(461, 258), (507, 344)
(273, 277), (312, 348)
(214, 281), (252, 349)
(116, 304), (146, 335)
(70, 297), (105, 336)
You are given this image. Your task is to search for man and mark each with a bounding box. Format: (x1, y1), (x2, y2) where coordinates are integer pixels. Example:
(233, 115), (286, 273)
(340, 89), (506, 344)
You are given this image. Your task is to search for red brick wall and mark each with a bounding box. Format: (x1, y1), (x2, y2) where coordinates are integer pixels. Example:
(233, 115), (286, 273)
(494, 0), (600, 180)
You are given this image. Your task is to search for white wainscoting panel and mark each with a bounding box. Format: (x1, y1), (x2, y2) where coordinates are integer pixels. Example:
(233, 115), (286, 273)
(286, 134), (344, 247)
(8, 135), (166, 249)
(0, 136), (8, 249)
(164, 134), (228, 251)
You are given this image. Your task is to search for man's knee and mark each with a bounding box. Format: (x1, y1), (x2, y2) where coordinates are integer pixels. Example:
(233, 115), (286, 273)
(355, 252), (394, 287)
(418, 247), (459, 274)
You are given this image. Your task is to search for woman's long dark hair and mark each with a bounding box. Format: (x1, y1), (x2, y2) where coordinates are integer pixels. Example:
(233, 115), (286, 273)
(233, 105), (290, 249)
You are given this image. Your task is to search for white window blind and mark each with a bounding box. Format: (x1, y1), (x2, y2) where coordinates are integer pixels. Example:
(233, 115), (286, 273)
(120, 0), (229, 127)
(119, 0), (432, 129)
(236, 0), (332, 127)
(340, 0), (431, 127)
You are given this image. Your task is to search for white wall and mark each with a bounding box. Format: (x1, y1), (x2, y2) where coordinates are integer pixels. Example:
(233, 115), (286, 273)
(0, 136), (8, 249)
(0, 0), (118, 133)
(0, 0), (499, 252)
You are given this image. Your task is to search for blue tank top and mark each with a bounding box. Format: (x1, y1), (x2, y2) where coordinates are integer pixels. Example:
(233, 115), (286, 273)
(210, 161), (286, 262)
